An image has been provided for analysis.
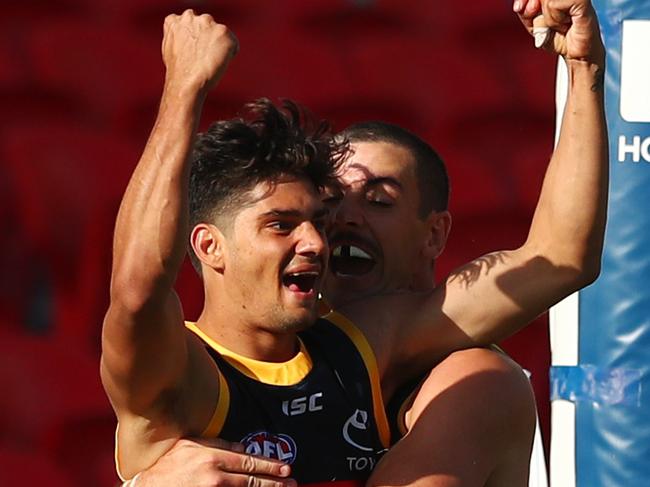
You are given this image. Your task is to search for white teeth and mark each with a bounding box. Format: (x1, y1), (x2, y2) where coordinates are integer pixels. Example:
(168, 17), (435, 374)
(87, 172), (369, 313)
(332, 245), (372, 260)
(349, 246), (371, 259)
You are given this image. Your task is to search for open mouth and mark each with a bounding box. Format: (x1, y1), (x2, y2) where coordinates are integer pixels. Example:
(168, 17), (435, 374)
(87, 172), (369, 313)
(330, 245), (376, 276)
(282, 271), (319, 295)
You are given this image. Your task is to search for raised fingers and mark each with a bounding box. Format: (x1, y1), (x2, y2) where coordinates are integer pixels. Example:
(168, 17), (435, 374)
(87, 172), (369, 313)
(514, 0), (541, 32)
(540, 0), (572, 33)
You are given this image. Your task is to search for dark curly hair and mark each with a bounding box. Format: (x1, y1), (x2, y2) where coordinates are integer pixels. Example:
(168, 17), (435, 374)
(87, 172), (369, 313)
(188, 98), (347, 272)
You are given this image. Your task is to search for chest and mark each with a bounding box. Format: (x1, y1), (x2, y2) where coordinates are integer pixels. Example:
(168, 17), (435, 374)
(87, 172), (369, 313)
(211, 332), (387, 483)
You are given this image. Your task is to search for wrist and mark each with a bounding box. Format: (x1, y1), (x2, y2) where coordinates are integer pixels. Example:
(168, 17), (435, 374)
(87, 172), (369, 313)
(162, 76), (208, 108)
(565, 58), (605, 93)
(564, 49), (605, 70)
(563, 32), (606, 74)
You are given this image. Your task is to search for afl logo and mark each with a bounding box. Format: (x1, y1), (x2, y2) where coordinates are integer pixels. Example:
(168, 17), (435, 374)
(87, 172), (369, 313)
(241, 431), (298, 464)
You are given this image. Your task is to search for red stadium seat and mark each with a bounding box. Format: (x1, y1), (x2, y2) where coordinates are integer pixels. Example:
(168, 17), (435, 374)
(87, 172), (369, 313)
(0, 159), (30, 327)
(290, 0), (430, 41)
(119, 0), (257, 32)
(455, 19), (557, 116)
(311, 97), (424, 134)
(176, 258), (205, 322)
(445, 108), (554, 215)
(233, 33), (351, 106)
(25, 18), (162, 124)
(0, 89), (88, 135)
(1, 0), (92, 21)
(0, 445), (73, 486)
(0, 35), (24, 90)
(0, 326), (111, 447)
(1, 123), (137, 344)
(444, 150), (513, 217)
(44, 413), (119, 487)
(431, 0), (521, 35)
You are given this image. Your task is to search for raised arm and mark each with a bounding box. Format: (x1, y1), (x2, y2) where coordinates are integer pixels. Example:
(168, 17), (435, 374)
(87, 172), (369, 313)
(100, 11), (237, 476)
(384, 0), (607, 377)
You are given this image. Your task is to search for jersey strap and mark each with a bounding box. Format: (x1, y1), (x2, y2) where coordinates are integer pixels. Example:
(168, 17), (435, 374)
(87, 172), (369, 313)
(185, 322), (231, 437)
(321, 311), (391, 448)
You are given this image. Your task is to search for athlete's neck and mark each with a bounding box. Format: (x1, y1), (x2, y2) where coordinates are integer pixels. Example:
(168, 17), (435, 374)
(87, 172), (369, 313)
(195, 313), (301, 363)
(196, 295), (300, 363)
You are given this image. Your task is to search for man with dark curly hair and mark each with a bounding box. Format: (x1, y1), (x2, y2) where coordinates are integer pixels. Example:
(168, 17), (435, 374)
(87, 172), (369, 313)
(105, 0), (608, 485)
(102, 11), (389, 485)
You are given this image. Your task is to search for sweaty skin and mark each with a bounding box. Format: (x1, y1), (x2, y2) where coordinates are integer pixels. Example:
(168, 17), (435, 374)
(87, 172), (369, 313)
(109, 0), (608, 485)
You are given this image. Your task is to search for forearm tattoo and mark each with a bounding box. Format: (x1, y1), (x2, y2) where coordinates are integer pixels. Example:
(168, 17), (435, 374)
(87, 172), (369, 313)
(591, 66), (605, 92)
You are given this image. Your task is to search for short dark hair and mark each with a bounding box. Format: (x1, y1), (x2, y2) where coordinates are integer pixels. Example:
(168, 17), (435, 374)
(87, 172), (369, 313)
(338, 121), (449, 216)
(188, 98), (346, 272)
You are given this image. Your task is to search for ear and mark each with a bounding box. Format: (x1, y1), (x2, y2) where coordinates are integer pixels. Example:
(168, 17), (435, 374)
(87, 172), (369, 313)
(423, 210), (452, 260)
(190, 223), (226, 273)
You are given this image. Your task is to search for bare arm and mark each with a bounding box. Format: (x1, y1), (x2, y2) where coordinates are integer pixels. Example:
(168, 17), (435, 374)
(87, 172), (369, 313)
(378, 0), (607, 380)
(368, 349), (536, 487)
(100, 11), (237, 476)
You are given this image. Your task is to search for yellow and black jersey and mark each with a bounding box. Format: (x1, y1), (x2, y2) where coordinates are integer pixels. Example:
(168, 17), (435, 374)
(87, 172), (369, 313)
(187, 311), (390, 485)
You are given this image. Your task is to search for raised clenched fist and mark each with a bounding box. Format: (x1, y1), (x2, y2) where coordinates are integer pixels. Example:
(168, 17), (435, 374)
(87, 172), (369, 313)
(514, 0), (605, 67)
(162, 10), (239, 94)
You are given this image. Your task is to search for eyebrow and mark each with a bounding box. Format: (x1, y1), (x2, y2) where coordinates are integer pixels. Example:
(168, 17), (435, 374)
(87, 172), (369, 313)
(364, 176), (403, 191)
(260, 207), (329, 219)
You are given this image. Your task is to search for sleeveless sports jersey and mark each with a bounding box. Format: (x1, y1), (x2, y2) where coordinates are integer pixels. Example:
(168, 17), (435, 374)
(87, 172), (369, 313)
(187, 311), (390, 485)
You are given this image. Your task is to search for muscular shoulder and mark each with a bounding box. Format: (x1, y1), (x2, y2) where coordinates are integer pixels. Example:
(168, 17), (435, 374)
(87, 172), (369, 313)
(420, 348), (535, 414)
(429, 347), (529, 387)
(407, 348), (536, 451)
(389, 348), (536, 485)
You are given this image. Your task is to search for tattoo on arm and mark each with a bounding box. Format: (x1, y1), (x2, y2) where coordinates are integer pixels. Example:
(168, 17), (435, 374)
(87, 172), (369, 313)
(591, 66), (605, 93)
(447, 252), (507, 289)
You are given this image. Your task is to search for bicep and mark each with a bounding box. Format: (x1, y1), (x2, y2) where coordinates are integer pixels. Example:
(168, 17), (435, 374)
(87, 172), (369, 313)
(438, 246), (578, 344)
(101, 289), (189, 417)
(394, 247), (577, 375)
(103, 296), (223, 479)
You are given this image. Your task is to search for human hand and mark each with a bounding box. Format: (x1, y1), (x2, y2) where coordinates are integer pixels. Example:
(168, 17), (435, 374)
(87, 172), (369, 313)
(162, 10), (239, 96)
(134, 438), (296, 487)
(514, 0), (605, 67)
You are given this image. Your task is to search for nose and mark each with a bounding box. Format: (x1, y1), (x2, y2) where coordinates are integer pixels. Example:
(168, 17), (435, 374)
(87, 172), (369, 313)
(334, 194), (364, 227)
(295, 222), (327, 257)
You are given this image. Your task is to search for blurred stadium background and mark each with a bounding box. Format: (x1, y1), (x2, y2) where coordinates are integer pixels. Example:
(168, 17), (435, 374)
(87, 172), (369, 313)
(0, 0), (556, 484)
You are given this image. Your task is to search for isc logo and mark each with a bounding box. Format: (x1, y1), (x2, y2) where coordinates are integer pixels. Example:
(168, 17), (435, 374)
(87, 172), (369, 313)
(281, 392), (323, 416)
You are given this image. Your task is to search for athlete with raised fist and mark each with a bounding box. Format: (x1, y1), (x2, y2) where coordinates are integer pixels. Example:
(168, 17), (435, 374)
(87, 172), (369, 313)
(107, 1), (608, 485)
